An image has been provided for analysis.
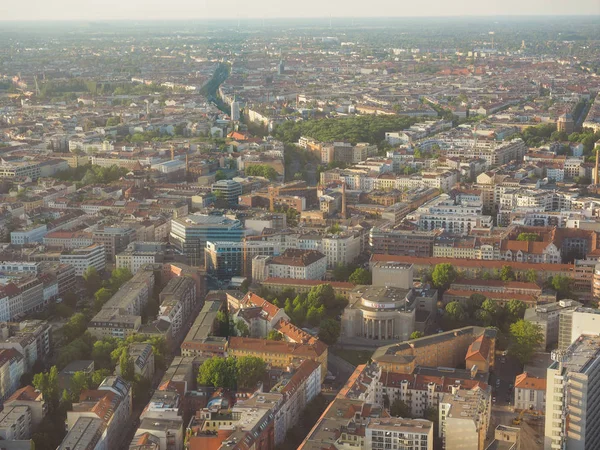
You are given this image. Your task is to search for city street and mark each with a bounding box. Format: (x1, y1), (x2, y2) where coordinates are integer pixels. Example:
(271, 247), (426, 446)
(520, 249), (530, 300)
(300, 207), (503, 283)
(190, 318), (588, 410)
(487, 353), (544, 449)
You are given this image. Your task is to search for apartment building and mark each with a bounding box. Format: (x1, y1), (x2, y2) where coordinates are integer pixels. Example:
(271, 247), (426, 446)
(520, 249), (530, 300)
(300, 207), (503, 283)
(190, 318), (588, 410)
(0, 349), (25, 401)
(180, 300), (226, 357)
(116, 242), (167, 275)
(43, 231), (94, 249)
(157, 276), (197, 342)
(5, 386), (47, 430)
(270, 359), (321, 445)
(366, 418), (434, 450)
(0, 405), (32, 440)
(66, 376), (131, 450)
(253, 249), (327, 282)
(89, 270), (155, 339)
(92, 226), (136, 262)
(261, 278), (355, 298)
(545, 335), (600, 450)
(414, 194), (492, 233)
(228, 336), (328, 382)
(439, 387), (492, 450)
(58, 416), (105, 450)
(0, 160), (41, 180)
(0, 321), (51, 372)
(59, 244), (106, 276)
(369, 228), (438, 257)
(10, 225), (47, 245)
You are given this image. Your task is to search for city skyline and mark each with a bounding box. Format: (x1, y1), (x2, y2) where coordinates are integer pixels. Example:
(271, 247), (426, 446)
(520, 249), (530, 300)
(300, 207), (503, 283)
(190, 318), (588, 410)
(1, 0), (599, 21)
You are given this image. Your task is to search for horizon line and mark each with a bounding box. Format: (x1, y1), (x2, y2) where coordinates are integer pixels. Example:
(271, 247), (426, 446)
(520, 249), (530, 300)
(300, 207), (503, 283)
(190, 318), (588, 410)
(1, 14), (600, 23)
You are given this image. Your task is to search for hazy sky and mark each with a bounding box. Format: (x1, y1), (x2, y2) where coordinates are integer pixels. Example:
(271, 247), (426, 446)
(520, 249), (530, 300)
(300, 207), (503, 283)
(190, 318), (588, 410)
(1, 0), (599, 21)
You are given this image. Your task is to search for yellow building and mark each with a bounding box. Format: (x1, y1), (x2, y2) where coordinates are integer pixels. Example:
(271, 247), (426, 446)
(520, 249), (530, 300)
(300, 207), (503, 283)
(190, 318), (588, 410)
(228, 336), (328, 382)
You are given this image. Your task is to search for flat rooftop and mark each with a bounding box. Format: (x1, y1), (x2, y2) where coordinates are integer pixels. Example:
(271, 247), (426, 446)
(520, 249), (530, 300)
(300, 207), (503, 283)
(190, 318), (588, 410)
(551, 334), (600, 374)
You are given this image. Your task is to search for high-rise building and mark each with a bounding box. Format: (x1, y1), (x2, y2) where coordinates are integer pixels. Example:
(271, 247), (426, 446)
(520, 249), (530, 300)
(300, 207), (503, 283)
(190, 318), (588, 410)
(169, 214), (244, 266)
(545, 335), (600, 450)
(558, 307), (600, 350)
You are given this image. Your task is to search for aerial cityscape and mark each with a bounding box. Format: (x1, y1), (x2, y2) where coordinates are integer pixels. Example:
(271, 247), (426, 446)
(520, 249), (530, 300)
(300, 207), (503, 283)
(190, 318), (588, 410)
(0, 6), (600, 450)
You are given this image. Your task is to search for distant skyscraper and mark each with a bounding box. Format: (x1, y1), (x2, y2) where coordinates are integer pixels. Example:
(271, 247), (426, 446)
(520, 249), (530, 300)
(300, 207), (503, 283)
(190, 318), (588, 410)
(278, 60), (285, 75)
(231, 98), (240, 122)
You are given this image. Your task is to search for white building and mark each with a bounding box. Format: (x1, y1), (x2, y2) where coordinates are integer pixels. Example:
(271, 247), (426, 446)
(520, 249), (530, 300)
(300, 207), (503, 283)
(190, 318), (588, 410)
(321, 233), (361, 268)
(558, 307), (600, 350)
(513, 372), (546, 412)
(10, 225), (47, 245)
(544, 335), (600, 450)
(59, 244), (106, 276)
(116, 242), (166, 275)
(365, 418), (434, 450)
(414, 194), (492, 233)
(259, 249), (327, 282)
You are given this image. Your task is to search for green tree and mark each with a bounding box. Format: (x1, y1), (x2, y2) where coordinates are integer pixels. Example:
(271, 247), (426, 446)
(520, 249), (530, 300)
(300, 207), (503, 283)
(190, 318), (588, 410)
(432, 263), (457, 290)
(197, 357), (237, 389)
(62, 313), (88, 342)
(240, 279), (250, 294)
(267, 330), (283, 341)
(235, 320), (250, 337)
(445, 301), (466, 323)
(215, 170), (228, 181)
(500, 265), (516, 282)
(318, 319), (341, 345)
(551, 275), (573, 299)
(390, 399), (411, 418)
(332, 263), (355, 282)
(119, 349), (135, 382)
(236, 356), (267, 389)
(506, 299), (527, 321)
(216, 310), (230, 337)
(91, 369), (111, 388)
(526, 269), (538, 284)
(307, 305), (326, 326)
(33, 366), (59, 412)
(110, 267), (133, 290)
(94, 287), (113, 311)
(475, 309), (493, 326)
(70, 371), (90, 401)
(509, 320), (544, 364)
(410, 331), (424, 340)
(83, 267), (102, 294)
(349, 268), (372, 285)
(517, 233), (539, 242)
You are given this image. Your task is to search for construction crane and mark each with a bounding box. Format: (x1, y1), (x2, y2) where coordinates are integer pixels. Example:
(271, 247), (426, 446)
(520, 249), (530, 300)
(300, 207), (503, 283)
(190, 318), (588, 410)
(512, 408), (540, 425)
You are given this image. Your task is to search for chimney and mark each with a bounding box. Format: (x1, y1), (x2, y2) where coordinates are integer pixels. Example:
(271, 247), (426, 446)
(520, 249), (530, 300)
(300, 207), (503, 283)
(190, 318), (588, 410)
(170, 145), (175, 161)
(594, 148), (600, 186)
(341, 181), (347, 218)
(185, 154), (189, 179)
(269, 187), (275, 212)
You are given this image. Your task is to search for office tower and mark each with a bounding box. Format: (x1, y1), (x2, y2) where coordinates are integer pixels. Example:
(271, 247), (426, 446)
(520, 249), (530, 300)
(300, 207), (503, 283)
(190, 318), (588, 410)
(170, 214), (244, 266)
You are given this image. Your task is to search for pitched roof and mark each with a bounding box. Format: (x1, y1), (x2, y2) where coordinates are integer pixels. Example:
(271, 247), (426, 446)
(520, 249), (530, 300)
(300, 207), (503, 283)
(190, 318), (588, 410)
(514, 372), (546, 391)
(465, 336), (492, 362)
